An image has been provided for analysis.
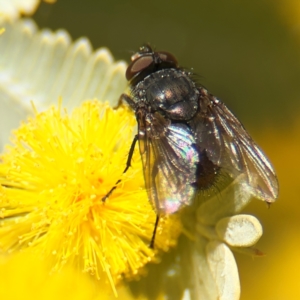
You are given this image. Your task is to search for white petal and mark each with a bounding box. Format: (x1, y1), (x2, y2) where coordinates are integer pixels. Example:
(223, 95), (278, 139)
(216, 214), (263, 247)
(0, 94), (30, 149)
(206, 241), (240, 300)
(0, 0), (39, 21)
(183, 236), (219, 300)
(197, 174), (252, 225)
(0, 18), (127, 149)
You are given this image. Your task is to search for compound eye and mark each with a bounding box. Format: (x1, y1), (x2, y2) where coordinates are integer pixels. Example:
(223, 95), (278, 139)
(158, 51), (178, 66)
(126, 55), (154, 81)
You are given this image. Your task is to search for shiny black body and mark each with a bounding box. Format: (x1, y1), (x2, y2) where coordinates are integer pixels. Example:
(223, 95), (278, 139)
(134, 68), (199, 121)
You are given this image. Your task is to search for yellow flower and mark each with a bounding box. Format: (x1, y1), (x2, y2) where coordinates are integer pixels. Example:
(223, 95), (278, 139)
(0, 100), (180, 295)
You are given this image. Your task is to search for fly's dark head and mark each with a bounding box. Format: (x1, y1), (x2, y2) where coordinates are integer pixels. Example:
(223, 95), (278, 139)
(126, 45), (178, 86)
(124, 45), (199, 122)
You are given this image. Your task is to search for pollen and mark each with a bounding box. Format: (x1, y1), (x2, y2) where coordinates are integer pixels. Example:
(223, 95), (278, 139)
(0, 100), (181, 294)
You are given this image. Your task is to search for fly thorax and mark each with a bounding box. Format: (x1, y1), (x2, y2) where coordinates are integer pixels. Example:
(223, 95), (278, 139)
(135, 69), (199, 121)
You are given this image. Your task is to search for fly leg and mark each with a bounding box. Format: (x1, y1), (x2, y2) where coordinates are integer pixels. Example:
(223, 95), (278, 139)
(149, 215), (160, 249)
(102, 92), (138, 202)
(101, 134), (138, 202)
(115, 93), (137, 110)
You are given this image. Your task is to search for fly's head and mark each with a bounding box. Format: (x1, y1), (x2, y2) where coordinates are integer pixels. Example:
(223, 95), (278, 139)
(126, 45), (178, 86)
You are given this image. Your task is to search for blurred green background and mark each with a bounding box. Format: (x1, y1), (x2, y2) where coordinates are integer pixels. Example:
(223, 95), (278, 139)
(33, 0), (300, 299)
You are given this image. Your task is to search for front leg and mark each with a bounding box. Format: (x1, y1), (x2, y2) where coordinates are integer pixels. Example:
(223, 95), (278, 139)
(116, 93), (136, 110)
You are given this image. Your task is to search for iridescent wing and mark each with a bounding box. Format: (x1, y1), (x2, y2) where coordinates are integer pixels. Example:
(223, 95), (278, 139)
(190, 89), (278, 202)
(137, 112), (199, 214)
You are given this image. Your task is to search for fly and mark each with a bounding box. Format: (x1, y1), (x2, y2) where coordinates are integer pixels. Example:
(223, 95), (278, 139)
(103, 45), (279, 248)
